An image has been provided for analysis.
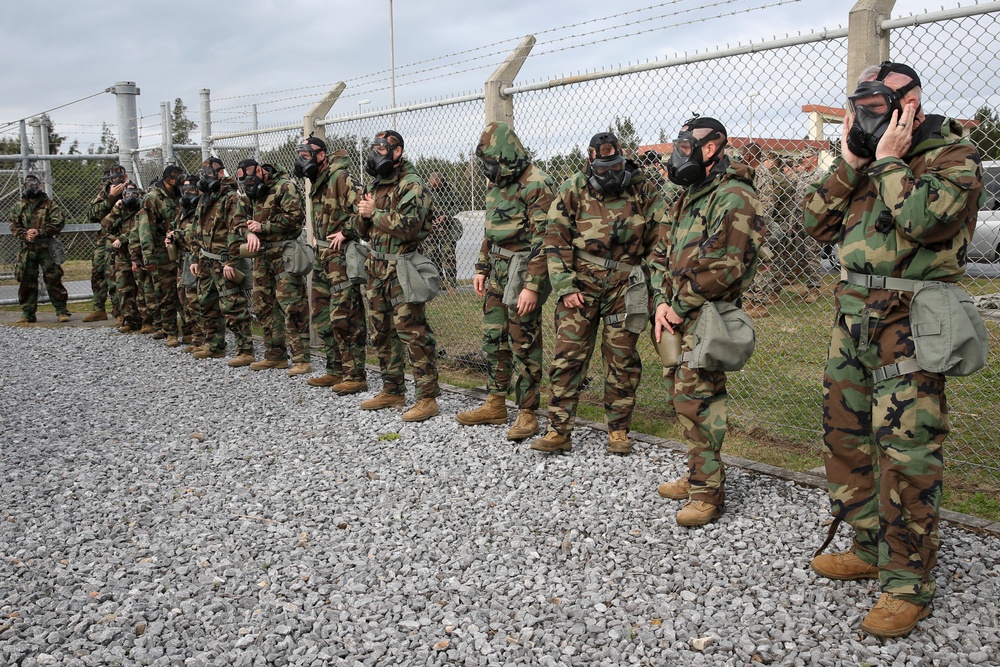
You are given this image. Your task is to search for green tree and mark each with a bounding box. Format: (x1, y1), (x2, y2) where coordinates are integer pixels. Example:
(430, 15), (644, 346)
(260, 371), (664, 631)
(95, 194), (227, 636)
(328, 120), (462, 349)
(971, 105), (1000, 160)
(171, 97), (198, 145)
(89, 123), (119, 156)
(608, 115), (640, 158)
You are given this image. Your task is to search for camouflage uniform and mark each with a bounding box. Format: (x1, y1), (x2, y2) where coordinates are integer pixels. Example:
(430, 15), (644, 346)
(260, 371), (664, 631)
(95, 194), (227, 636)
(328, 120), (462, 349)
(127, 215), (158, 330)
(172, 204), (203, 344)
(309, 151), (366, 382)
(744, 162), (785, 304)
(247, 168), (309, 363)
(9, 192), (69, 319)
(545, 165), (664, 437)
(802, 116), (982, 604)
(193, 178), (253, 356)
(351, 158), (439, 399)
(474, 122), (556, 410)
(421, 180), (463, 289)
(650, 158), (764, 506)
(86, 183), (114, 314)
(134, 181), (181, 336)
(104, 200), (143, 330)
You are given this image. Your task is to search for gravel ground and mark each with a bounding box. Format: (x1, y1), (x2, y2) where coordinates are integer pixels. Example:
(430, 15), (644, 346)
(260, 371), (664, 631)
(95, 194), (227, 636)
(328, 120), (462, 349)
(1, 326), (998, 667)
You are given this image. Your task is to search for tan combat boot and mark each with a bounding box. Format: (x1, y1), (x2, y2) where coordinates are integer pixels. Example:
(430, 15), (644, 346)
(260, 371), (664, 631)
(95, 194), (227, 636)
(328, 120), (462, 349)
(307, 374), (342, 387)
(227, 352), (256, 367)
(608, 430), (631, 455)
(139, 325), (155, 334)
(743, 303), (770, 318)
(287, 362), (312, 376)
(57, 313), (71, 323)
(181, 335), (194, 344)
(810, 550), (879, 580)
(860, 593), (931, 638)
(333, 379), (369, 395)
(657, 477), (691, 500)
(506, 409), (539, 441)
(360, 392), (406, 411)
(193, 348), (225, 359)
(16, 316), (36, 324)
(250, 358), (289, 371)
(82, 310), (108, 322)
(165, 336), (180, 348)
(118, 325), (136, 334)
(529, 429), (572, 453)
(182, 345), (198, 354)
(676, 500), (722, 526)
(455, 394), (507, 426)
(402, 398), (439, 422)
(151, 330), (166, 340)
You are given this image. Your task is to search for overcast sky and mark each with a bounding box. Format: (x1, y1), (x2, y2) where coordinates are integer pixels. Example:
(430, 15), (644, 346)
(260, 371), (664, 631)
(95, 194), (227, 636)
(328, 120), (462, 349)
(0, 0), (971, 151)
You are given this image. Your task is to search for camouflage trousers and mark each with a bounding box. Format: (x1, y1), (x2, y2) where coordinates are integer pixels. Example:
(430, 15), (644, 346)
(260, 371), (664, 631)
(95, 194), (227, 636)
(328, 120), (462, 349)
(113, 250), (140, 329)
(823, 302), (945, 605)
(674, 317), (729, 506)
(147, 254), (180, 336)
(253, 249), (310, 363)
(15, 245), (68, 318)
(135, 264), (156, 328)
(197, 258), (253, 355)
(312, 252), (367, 380)
(90, 240), (107, 311)
(104, 240), (120, 320)
(547, 268), (641, 435)
(177, 253), (200, 340)
(480, 257), (543, 409)
(366, 261), (439, 399)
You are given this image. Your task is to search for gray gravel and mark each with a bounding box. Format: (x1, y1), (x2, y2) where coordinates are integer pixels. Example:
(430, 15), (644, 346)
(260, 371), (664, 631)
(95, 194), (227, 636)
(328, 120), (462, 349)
(1, 326), (998, 667)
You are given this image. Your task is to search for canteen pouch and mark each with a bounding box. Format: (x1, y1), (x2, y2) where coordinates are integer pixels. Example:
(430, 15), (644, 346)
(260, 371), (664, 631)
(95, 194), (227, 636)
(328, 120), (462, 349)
(48, 237), (66, 266)
(396, 252), (440, 304)
(180, 252), (196, 289)
(282, 238), (315, 277)
(910, 282), (989, 376)
(623, 264), (650, 334)
(501, 250), (551, 310)
(238, 257), (253, 291)
(345, 241), (370, 285)
(689, 300), (756, 372)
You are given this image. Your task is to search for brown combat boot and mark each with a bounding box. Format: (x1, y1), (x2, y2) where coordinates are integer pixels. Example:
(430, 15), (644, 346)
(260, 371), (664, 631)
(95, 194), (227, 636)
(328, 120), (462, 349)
(118, 325), (136, 334)
(193, 348), (225, 359)
(165, 335), (181, 348)
(307, 374), (342, 387)
(182, 345), (198, 354)
(455, 394), (507, 426)
(360, 392), (406, 411)
(608, 430), (631, 455)
(811, 550), (879, 581)
(860, 593), (931, 638)
(82, 310), (108, 322)
(16, 316), (36, 324)
(57, 313), (71, 323)
(139, 325), (155, 334)
(506, 409), (539, 441)
(676, 500), (722, 526)
(529, 429), (572, 453)
(402, 398), (439, 422)
(657, 477), (691, 500)
(743, 303), (770, 318)
(333, 379), (369, 395)
(181, 335), (194, 344)
(250, 358), (289, 371)
(227, 352), (256, 368)
(151, 330), (166, 340)
(287, 362), (312, 376)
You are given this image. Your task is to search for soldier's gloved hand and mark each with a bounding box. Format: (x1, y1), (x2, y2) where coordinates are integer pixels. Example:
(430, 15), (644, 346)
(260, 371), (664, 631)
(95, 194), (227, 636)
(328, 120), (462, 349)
(561, 292), (585, 309)
(473, 274), (487, 297)
(516, 288), (538, 316)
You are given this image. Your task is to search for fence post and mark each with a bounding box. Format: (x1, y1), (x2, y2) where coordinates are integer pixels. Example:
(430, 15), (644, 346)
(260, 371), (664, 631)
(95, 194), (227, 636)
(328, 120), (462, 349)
(200, 89), (212, 161)
(252, 104), (261, 163)
(847, 0), (896, 93)
(484, 35), (536, 128)
(162, 101), (176, 166)
(27, 117), (43, 181)
(39, 115), (53, 198)
(111, 81), (140, 182)
(19, 120), (29, 180)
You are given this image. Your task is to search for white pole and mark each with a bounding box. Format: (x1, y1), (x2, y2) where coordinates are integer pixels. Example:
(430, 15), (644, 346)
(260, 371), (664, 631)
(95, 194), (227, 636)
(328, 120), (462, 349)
(389, 0), (396, 130)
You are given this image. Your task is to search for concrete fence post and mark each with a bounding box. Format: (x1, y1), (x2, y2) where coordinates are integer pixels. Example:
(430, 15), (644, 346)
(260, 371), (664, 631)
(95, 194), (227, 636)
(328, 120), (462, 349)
(484, 35), (536, 128)
(162, 101), (176, 166)
(111, 81), (140, 182)
(847, 0), (896, 94)
(200, 89), (212, 162)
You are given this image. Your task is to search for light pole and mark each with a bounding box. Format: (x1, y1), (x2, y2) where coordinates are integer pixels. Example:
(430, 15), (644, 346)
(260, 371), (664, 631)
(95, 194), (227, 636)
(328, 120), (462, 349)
(357, 99), (371, 182)
(388, 0), (396, 130)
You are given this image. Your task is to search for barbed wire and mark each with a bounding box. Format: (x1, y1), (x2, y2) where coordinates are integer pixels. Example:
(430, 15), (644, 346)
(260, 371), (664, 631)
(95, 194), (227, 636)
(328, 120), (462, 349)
(0, 89), (110, 134)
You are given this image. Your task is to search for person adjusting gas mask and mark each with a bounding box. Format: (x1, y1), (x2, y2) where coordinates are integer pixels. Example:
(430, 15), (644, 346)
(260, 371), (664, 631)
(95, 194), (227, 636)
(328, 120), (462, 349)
(292, 136), (328, 181)
(121, 182), (144, 211)
(236, 158), (274, 200)
(666, 116), (728, 188)
(23, 174), (44, 199)
(364, 130), (404, 179)
(586, 132), (634, 197)
(846, 61), (922, 159)
(198, 157), (226, 194)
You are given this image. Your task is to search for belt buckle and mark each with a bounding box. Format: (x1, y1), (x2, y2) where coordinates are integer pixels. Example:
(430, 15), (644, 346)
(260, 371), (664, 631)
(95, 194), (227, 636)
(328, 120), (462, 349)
(868, 276), (887, 289)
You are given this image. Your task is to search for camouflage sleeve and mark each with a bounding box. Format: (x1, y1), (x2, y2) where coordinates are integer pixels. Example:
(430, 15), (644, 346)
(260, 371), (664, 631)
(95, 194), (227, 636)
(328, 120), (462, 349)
(9, 203), (26, 240)
(802, 158), (861, 244)
(333, 171), (360, 240)
(263, 180), (305, 238)
(673, 188), (761, 318)
(41, 201), (65, 238)
(101, 206), (119, 239)
(135, 194), (158, 262)
(87, 191), (115, 225)
(867, 142), (982, 245)
(227, 193), (250, 265)
(524, 172), (557, 290)
(370, 176), (431, 242)
(648, 218), (672, 310)
(475, 237), (490, 276)
(544, 179), (580, 299)
(128, 214), (143, 263)
(640, 182), (669, 265)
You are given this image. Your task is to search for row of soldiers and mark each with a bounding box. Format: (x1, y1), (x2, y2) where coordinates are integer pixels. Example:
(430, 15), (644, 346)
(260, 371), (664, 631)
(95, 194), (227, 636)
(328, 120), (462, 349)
(15, 59), (983, 639)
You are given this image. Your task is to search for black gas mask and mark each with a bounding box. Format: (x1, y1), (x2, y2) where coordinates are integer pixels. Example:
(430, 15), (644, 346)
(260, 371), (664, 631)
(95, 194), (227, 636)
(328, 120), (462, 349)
(198, 164), (222, 194)
(180, 179), (200, 211)
(365, 138), (398, 178)
(236, 160), (268, 200)
(846, 62), (921, 159)
(477, 155), (501, 184)
(109, 164), (128, 186)
(667, 130), (723, 188)
(587, 154), (632, 197)
(23, 177), (43, 199)
(122, 186), (143, 211)
(293, 143), (321, 180)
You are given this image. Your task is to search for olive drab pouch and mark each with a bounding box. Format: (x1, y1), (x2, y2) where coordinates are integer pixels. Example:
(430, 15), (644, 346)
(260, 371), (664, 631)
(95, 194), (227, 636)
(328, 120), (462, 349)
(281, 238), (315, 277)
(501, 250), (551, 310)
(623, 264), (650, 334)
(238, 257), (254, 291)
(180, 252), (196, 289)
(689, 300), (756, 372)
(48, 238), (67, 266)
(345, 241), (370, 285)
(396, 252), (440, 304)
(910, 282), (989, 376)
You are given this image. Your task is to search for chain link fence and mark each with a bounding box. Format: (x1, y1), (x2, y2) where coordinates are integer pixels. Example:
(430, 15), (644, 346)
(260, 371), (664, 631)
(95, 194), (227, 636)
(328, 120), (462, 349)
(2, 4), (998, 489)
